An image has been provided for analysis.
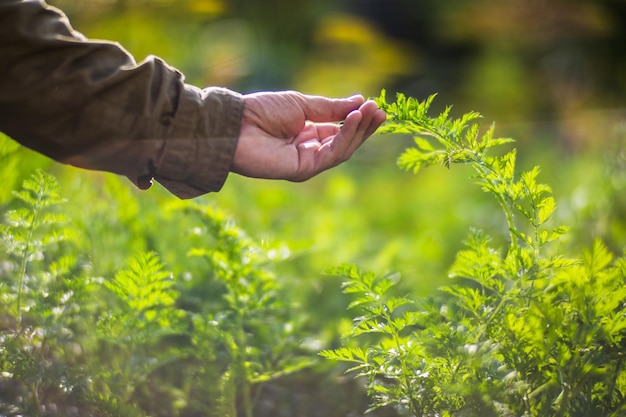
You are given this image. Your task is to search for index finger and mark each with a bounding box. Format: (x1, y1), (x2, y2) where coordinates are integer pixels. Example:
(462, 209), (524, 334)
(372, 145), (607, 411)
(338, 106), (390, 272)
(295, 92), (366, 122)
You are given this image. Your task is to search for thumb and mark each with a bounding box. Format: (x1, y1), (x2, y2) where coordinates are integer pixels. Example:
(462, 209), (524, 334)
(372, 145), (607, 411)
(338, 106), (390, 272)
(297, 93), (365, 123)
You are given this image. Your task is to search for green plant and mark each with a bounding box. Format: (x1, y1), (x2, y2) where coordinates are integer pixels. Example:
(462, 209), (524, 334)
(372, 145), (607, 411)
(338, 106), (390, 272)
(0, 169), (316, 417)
(180, 202), (312, 417)
(0, 170), (92, 417)
(92, 251), (187, 416)
(321, 91), (626, 417)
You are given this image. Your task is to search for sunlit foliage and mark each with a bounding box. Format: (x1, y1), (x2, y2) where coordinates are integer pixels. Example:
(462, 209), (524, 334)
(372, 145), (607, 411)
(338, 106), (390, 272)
(322, 92), (626, 417)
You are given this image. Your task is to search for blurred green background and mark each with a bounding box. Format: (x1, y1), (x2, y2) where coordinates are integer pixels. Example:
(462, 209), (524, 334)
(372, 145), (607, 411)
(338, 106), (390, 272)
(2, 0), (626, 414)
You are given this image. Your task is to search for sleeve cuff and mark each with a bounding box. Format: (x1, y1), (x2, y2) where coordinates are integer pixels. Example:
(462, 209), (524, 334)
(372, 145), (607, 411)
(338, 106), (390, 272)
(152, 86), (243, 199)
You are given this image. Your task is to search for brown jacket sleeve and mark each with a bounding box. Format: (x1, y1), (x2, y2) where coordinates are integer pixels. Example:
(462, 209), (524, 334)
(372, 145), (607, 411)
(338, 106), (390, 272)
(0, 0), (243, 199)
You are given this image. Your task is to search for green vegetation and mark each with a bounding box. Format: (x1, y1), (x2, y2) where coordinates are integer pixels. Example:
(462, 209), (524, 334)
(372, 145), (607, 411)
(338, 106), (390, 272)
(321, 92), (626, 416)
(0, 166), (314, 416)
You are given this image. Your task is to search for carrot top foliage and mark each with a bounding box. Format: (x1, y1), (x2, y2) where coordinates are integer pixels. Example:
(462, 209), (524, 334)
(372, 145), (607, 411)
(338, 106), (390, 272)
(321, 91), (626, 417)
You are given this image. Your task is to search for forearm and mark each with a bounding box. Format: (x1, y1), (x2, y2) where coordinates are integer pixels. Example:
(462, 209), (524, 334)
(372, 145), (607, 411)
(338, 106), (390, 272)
(0, 0), (243, 198)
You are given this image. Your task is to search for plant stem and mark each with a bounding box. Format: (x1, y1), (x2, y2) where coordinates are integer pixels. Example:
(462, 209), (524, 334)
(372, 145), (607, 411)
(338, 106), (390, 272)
(231, 269), (253, 417)
(471, 158), (519, 261)
(16, 180), (44, 332)
(30, 381), (42, 417)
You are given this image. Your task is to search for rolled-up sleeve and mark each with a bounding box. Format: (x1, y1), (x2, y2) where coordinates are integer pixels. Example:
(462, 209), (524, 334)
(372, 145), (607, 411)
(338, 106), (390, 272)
(0, 0), (243, 199)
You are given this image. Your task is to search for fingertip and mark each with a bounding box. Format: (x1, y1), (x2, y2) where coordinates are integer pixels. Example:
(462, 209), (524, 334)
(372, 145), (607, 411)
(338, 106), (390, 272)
(347, 94), (365, 101)
(355, 100), (378, 116)
(342, 94), (365, 109)
(375, 108), (387, 123)
(363, 109), (387, 137)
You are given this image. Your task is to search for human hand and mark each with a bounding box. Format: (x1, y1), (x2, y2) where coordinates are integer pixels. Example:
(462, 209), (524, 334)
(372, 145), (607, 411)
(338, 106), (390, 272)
(231, 91), (386, 181)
